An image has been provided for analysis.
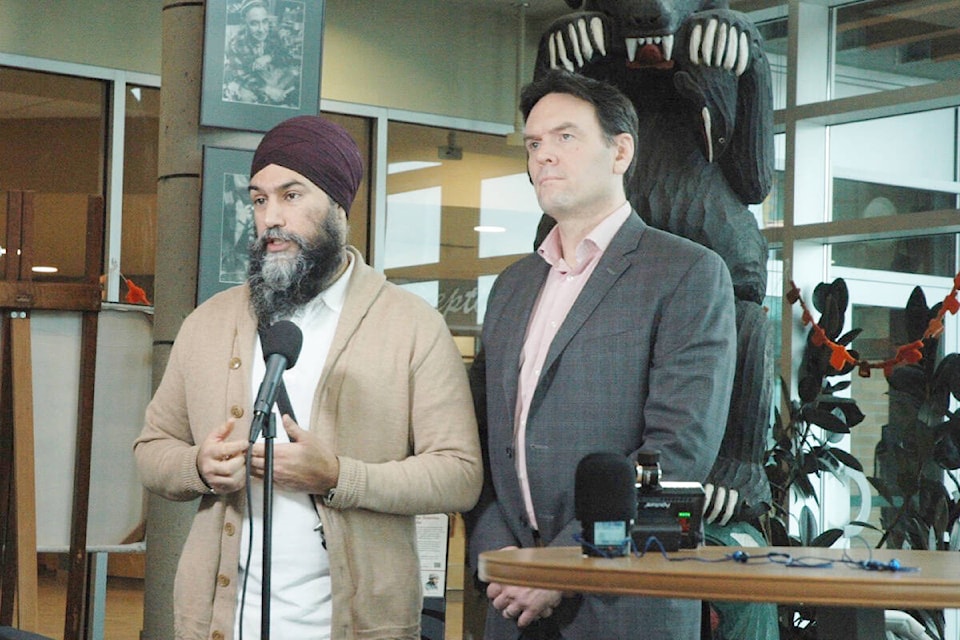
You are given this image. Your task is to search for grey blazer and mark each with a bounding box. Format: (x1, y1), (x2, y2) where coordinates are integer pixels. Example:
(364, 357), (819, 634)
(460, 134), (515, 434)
(466, 212), (737, 640)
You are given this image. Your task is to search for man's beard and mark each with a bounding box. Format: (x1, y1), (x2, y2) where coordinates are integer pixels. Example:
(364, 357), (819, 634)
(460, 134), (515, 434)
(248, 215), (346, 327)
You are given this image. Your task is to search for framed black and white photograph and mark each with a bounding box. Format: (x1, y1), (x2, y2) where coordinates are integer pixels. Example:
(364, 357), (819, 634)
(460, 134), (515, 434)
(201, 0), (324, 131)
(199, 146), (257, 303)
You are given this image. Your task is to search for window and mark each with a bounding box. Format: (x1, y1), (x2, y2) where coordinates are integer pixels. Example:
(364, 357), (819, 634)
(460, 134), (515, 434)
(0, 59), (160, 305)
(0, 67), (106, 282)
(383, 121), (537, 335)
(752, 6), (960, 621)
(120, 84), (160, 303)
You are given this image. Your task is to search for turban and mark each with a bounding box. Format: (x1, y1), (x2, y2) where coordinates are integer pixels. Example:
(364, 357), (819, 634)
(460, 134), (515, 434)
(251, 115), (364, 213)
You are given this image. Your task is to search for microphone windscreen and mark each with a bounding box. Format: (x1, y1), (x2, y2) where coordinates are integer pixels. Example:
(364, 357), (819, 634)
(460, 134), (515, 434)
(575, 452), (636, 523)
(261, 320), (303, 369)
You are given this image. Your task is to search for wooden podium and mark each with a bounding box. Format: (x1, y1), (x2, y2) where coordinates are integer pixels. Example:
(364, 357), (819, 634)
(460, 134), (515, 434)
(479, 545), (960, 639)
(0, 191), (103, 639)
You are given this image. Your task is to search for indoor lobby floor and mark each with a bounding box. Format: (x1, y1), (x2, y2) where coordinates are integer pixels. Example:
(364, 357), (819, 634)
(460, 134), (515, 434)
(33, 570), (467, 640)
(36, 571), (143, 640)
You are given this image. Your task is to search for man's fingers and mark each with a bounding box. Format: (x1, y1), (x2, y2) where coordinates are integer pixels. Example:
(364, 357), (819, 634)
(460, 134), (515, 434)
(215, 418), (237, 440)
(281, 414), (304, 441)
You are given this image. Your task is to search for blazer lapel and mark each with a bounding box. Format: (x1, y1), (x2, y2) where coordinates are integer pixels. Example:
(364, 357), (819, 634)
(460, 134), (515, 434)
(497, 258), (550, 412)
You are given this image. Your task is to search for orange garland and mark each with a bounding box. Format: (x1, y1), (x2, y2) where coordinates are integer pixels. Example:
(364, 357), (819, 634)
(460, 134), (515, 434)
(786, 273), (960, 378)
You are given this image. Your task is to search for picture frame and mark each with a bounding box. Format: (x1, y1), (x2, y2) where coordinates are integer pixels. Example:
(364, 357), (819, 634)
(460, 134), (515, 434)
(201, 0), (324, 132)
(199, 146), (256, 303)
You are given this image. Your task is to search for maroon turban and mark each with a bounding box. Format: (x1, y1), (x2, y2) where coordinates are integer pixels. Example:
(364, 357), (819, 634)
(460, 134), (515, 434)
(251, 115), (364, 213)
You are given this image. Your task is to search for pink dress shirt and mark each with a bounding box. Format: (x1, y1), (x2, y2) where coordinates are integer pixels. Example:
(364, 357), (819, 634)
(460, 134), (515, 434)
(514, 202), (632, 530)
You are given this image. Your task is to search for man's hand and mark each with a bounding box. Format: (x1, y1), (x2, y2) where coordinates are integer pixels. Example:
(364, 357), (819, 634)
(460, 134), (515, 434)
(249, 415), (339, 494)
(197, 419), (250, 495)
(486, 547), (562, 628)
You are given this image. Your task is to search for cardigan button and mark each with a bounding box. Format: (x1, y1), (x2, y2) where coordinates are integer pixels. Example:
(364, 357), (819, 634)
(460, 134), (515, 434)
(217, 574), (230, 587)
(230, 405), (244, 418)
(212, 631), (225, 640)
(228, 357), (241, 370)
(224, 522), (236, 536)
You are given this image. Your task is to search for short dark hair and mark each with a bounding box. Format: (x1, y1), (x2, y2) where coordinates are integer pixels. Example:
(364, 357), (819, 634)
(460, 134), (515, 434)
(519, 70), (638, 185)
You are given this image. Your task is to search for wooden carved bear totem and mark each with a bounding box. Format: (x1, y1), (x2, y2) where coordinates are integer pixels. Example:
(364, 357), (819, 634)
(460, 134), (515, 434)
(536, 0), (775, 526)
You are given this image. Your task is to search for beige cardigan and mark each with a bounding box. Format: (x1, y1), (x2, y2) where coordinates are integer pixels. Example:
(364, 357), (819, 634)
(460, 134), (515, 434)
(135, 247), (482, 639)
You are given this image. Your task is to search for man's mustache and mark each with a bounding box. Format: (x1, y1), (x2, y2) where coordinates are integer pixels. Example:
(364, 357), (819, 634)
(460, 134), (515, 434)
(252, 227), (307, 252)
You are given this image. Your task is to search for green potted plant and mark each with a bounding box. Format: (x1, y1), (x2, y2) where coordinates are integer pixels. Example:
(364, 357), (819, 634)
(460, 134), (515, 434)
(767, 276), (960, 640)
(871, 284), (960, 640)
(765, 278), (866, 548)
(764, 278), (868, 639)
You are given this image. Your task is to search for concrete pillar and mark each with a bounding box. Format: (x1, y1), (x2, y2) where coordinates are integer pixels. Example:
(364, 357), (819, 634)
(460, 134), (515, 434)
(141, 2), (205, 638)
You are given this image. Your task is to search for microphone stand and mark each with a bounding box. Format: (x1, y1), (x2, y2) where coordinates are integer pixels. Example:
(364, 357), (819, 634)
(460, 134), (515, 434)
(261, 411), (276, 639)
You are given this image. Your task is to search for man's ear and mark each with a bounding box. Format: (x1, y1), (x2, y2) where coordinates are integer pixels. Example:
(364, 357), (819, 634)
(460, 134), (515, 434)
(612, 132), (635, 175)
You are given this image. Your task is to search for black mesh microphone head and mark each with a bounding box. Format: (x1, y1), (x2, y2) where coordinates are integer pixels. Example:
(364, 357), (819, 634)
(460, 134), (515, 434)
(574, 452), (636, 523)
(261, 320), (303, 369)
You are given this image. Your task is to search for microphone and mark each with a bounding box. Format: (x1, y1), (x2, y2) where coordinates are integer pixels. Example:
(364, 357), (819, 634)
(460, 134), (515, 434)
(249, 320), (303, 443)
(574, 452), (636, 557)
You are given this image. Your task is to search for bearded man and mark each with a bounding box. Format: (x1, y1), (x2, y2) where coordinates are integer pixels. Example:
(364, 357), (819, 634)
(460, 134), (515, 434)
(135, 116), (482, 640)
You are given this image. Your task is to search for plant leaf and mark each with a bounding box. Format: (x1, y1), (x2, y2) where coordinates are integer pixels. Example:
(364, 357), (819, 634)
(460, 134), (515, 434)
(934, 431), (960, 470)
(810, 528), (843, 548)
(799, 506), (818, 546)
(819, 397), (866, 429)
(826, 448), (864, 473)
(801, 406), (850, 434)
(904, 286), (931, 342)
(824, 380), (851, 394)
(867, 476), (895, 507)
(836, 327), (862, 347)
(848, 520), (882, 532)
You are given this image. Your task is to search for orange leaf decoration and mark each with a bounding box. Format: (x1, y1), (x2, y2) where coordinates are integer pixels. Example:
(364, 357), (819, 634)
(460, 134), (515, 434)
(896, 341), (923, 364)
(786, 284), (801, 304)
(926, 318), (944, 340)
(943, 294), (960, 316)
(829, 343), (855, 371)
(124, 278), (151, 305)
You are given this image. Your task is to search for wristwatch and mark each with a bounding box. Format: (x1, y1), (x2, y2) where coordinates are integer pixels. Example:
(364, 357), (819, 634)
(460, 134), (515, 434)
(322, 487), (336, 506)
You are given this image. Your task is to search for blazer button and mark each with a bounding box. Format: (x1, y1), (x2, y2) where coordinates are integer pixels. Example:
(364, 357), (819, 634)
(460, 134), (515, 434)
(228, 357), (241, 370)
(217, 574), (230, 587)
(505, 447), (513, 459)
(231, 405), (244, 419)
(224, 522), (236, 536)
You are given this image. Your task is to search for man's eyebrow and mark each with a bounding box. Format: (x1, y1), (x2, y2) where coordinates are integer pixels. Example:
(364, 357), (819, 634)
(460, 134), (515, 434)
(248, 179), (307, 193)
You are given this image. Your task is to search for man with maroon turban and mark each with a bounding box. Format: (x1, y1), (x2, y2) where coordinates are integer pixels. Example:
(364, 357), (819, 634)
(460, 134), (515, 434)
(135, 116), (482, 640)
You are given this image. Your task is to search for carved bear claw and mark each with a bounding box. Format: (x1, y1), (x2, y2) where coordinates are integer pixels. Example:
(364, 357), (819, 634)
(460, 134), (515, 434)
(688, 18), (750, 76)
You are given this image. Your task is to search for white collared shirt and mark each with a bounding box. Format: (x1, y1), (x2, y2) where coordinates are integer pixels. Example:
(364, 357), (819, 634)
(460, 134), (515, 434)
(236, 254), (355, 640)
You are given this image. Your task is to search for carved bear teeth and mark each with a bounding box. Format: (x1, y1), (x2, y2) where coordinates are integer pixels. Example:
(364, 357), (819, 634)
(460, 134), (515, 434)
(625, 35), (675, 63)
